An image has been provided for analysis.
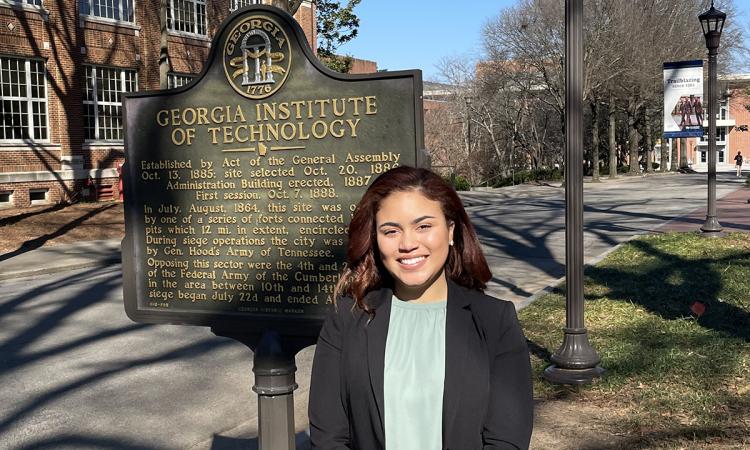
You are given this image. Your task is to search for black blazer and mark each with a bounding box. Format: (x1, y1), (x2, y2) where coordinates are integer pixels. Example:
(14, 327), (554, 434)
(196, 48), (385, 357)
(309, 279), (533, 449)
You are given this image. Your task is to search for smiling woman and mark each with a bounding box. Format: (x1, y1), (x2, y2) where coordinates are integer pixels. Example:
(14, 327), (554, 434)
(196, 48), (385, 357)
(309, 166), (534, 450)
(375, 190), (455, 303)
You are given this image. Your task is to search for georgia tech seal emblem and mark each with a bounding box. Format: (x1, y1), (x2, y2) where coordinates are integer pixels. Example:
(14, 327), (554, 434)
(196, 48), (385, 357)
(223, 16), (291, 99)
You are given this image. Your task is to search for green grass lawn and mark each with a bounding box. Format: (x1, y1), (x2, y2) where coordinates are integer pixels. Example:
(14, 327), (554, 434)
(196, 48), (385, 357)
(520, 232), (750, 447)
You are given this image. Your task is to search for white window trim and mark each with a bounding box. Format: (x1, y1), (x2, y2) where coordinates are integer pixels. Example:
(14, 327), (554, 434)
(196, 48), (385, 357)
(84, 65), (137, 142)
(168, 0), (207, 37)
(231, 0), (262, 11)
(167, 72), (195, 89)
(0, 190), (13, 208)
(79, 0), (136, 24)
(29, 188), (49, 205)
(0, 0), (44, 11)
(167, 29), (211, 42)
(0, 57), (50, 143)
(81, 14), (141, 31)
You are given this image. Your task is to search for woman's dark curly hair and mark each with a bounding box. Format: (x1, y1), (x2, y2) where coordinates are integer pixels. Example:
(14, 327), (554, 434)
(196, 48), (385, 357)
(334, 166), (491, 314)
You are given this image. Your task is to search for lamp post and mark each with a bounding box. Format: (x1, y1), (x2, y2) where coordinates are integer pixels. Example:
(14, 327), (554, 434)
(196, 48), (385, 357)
(699, 1), (726, 235)
(543, 0), (604, 385)
(465, 96), (473, 155)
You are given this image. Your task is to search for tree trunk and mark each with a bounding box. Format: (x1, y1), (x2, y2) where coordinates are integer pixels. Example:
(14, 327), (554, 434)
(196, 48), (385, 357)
(670, 138), (678, 171)
(590, 100), (600, 181)
(644, 106), (653, 173)
(660, 134), (669, 172)
(679, 137), (688, 169)
(159, 0), (169, 89)
(608, 98), (617, 178)
(627, 103), (640, 175)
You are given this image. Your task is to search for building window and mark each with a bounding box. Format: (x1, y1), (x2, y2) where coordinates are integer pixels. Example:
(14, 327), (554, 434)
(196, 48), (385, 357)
(168, 73), (194, 89)
(700, 127), (727, 143)
(701, 151), (707, 163)
(79, 0), (135, 23)
(2, 0), (43, 7)
(0, 56), (48, 141)
(231, 0), (262, 11)
(168, 0), (207, 36)
(29, 188), (48, 204)
(0, 191), (13, 207)
(83, 66), (137, 141)
(719, 150), (724, 163)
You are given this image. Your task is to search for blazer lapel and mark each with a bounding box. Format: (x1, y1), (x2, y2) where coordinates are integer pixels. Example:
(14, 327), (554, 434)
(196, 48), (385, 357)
(442, 280), (473, 444)
(365, 287), (392, 445)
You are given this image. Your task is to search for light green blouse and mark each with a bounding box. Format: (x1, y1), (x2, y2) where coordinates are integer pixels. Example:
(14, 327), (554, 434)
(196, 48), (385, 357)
(384, 296), (447, 450)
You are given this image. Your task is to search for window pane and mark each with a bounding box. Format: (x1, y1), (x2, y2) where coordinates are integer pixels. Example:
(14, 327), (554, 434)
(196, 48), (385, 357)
(82, 0), (135, 22)
(84, 103), (97, 140)
(170, 0), (207, 35)
(82, 65), (136, 141)
(168, 73), (194, 89)
(0, 56), (48, 141)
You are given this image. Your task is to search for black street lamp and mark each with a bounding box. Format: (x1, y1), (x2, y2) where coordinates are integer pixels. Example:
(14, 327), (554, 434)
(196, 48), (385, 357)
(543, 0), (604, 385)
(699, 1), (726, 235)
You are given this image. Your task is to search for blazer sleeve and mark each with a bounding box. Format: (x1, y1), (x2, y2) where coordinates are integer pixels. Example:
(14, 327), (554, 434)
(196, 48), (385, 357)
(482, 301), (534, 450)
(309, 301), (352, 449)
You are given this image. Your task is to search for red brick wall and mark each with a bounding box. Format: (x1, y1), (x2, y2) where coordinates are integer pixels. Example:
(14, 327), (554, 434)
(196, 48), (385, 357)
(0, 148), (60, 173)
(728, 90), (750, 162)
(0, 180), (72, 207)
(348, 58), (377, 74)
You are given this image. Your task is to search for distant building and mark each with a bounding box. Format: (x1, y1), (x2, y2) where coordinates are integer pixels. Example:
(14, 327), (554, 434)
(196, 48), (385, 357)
(0, 0), (319, 208)
(658, 73), (750, 172)
(347, 57), (376, 75)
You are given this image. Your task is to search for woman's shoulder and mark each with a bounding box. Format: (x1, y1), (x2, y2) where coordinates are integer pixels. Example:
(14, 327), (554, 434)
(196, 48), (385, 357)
(329, 287), (388, 324)
(451, 281), (515, 313)
(329, 296), (361, 324)
(450, 281), (520, 337)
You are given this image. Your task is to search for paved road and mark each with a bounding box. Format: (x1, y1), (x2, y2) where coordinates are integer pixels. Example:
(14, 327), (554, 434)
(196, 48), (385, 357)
(0, 172), (746, 449)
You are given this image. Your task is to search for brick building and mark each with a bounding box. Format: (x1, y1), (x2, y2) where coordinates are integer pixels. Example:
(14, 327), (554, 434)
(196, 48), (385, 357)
(0, 0), (319, 208)
(657, 74), (750, 173)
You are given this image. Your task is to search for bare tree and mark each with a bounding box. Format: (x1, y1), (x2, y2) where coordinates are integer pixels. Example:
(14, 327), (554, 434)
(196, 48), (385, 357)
(427, 0), (745, 185)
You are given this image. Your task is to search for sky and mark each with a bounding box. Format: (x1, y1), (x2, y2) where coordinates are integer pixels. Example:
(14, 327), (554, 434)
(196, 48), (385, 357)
(337, 0), (516, 82)
(337, 1), (750, 81)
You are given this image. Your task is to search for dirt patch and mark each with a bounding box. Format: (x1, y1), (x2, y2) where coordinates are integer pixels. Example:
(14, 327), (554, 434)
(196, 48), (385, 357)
(531, 400), (629, 449)
(0, 201), (125, 254)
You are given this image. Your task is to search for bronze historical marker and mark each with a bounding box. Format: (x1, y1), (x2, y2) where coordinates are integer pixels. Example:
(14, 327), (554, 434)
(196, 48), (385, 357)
(122, 6), (425, 336)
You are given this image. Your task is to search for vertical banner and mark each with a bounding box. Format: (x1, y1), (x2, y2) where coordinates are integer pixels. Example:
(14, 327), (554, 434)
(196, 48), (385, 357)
(663, 60), (704, 138)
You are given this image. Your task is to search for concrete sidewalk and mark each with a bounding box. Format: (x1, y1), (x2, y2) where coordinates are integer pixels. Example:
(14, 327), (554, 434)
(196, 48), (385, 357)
(0, 239), (121, 281)
(658, 184), (750, 233)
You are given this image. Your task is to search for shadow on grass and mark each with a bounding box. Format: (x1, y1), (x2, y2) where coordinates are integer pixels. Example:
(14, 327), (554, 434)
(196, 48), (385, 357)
(0, 203), (118, 263)
(585, 238), (750, 342)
